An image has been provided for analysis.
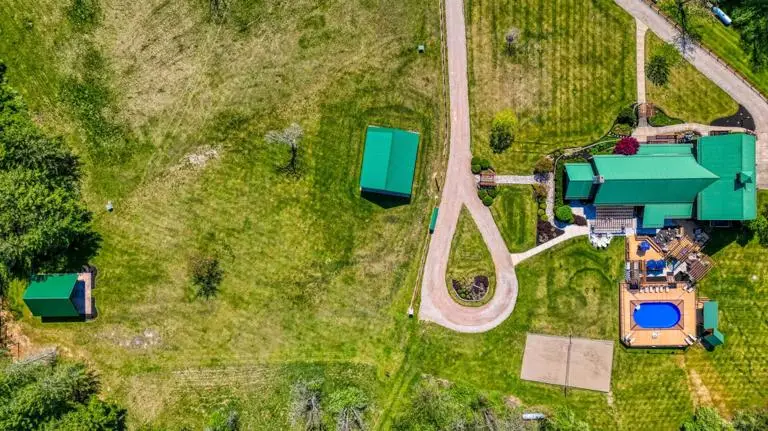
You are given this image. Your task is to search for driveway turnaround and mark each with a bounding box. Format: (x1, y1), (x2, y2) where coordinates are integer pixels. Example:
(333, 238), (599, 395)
(615, 0), (768, 188)
(418, 0), (518, 333)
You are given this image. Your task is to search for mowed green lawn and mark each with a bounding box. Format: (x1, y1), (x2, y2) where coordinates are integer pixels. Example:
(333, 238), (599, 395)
(0, 0), (445, 428)
(466, 0), (636, 173)
(655, 0), (768, 98)
(646, 33), (739, 124)
(445, 207), (496, 306)
(408, 194), (768, 430)
(491, 185), (538, 252)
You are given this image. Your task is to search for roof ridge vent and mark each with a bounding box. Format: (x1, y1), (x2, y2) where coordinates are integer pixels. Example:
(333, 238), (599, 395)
(593, 175), (605, 184)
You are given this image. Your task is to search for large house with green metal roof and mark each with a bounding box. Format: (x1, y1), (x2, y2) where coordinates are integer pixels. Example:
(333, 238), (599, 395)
(359, 126), (420, 198)
(564, 134), (757, 228)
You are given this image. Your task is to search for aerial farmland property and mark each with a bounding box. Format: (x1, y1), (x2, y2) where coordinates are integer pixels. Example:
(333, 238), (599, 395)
(1, 0), (768, 430)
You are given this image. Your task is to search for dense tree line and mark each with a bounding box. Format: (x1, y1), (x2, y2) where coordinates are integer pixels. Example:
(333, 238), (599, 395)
(725, 0), (768, 70)
(0, 63), (99, 285)
(0, 359), (125, 430)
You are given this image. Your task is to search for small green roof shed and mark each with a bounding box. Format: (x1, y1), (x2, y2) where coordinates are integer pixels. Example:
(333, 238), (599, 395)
(703, 301), (719, 330)
(23, 274), (80, 318)
(359, 126), (420, 198)
(704, 329), (725, 347)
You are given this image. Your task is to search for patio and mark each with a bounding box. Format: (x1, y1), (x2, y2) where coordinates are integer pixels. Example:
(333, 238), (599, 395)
(619, 282), (697, 347)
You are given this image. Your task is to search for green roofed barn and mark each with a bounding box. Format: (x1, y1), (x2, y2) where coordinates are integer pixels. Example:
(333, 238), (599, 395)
(24, 274), (80, 317)
(360, 126), (420, 198)
(23, 273), (94, 319)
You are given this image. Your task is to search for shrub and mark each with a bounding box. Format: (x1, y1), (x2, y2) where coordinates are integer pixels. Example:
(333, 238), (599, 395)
(745, 215), (768, 247)
(482, 195), (494, 207)
(189, 254), (224, 298)
(534, 157), (554, 174)
(555, 205), (574, 224)
(681, 407), (728, 431)
(489, 109), (517, 153)
(486, 187), (498, 198)
(479, 158), (492, 170)
(616, 105), (637, 127)
(471, 164), (481, 174)
(542, 407), (590, 431)
(574, 215), (587, 226)
(538, 201), (547, 211)
(614, 136), (640, 155)
(647, 54), (670, 86)
(532, 183), (548, 200)
(537, 209), (546, 219)
(477, 189), (489, 200)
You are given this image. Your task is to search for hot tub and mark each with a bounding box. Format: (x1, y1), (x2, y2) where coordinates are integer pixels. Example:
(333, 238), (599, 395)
(633, 302), (681, 329)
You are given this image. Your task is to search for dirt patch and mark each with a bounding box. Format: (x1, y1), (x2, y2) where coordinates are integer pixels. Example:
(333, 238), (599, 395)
(451, 275), (489, 301)
(100, 328), (162, 350)
(505, 395), (523, 409)
(688, 369), (713, 407)
(0, 309), (32, 359)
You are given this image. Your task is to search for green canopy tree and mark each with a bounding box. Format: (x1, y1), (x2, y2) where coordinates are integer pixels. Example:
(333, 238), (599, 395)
(732, 0), (768, 70)
(0, 64), (99, 276)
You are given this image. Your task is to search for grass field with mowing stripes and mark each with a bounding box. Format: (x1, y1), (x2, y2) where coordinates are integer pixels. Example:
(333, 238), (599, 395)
(491, 185), (538, 253)
(1, 0), (445, 427)
(654, 0), (768, 98)
(466, 0), (636, 174)
(646, 32), (738, 125)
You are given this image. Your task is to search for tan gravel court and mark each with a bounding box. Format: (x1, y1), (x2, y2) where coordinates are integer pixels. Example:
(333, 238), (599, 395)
(520, 334), (614, 393)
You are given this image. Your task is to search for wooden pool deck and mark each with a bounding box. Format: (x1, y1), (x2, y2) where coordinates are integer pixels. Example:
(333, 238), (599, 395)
(619, 282), (697, 347)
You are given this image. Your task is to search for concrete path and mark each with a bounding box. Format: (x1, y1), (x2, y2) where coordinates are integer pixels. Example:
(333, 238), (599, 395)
(636, 20), (648, 105)
(634, 123), (748, 142)
(418, 0), (518, 333)
(615, 0), (768, 188)
(510, 225), (590, 265)
(494, 175), (537, 185)
(636, 20), (649, 127)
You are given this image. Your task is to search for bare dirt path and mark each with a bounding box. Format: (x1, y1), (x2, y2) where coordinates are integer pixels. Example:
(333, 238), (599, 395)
(615, 0), (768, 188)
(418, 0), (518, 333)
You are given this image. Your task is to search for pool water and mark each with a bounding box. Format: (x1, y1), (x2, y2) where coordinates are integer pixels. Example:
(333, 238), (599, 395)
(633, 302), (681, 328)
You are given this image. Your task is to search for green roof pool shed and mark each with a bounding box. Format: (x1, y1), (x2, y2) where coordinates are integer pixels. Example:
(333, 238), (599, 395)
(696, 134), (757, 221)
(359, 126), (420, 198)
(23, 274), (80, 318)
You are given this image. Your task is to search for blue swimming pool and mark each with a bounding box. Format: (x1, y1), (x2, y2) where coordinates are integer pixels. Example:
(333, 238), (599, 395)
(633, 302), (681, 328)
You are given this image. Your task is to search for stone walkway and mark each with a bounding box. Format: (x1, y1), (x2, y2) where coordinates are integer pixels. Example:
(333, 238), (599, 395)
(494, 175), (537, 185)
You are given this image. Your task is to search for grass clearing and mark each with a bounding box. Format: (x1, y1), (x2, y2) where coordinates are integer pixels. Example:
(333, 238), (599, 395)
(466, 0), (636, 173)
(445, 207), (496, 306)
(655, 0), (768, 98)
(491, 185), (538, 253)
(0, 0), (445, 427)
(645, 32), (738, 124)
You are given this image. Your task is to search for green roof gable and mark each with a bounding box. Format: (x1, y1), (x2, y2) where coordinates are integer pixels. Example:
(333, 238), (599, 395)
(23, 274), (79, 317)
(636, 144), (694, 156)
(704, 328), (725, 346)
(696, 134), (757, 221)
(564, 163), (595, 200)
(642, 203), (693, 228)
(703, 301), (719, 330)
(592, 154), (718, 206)
(360, 126), (420, 197)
